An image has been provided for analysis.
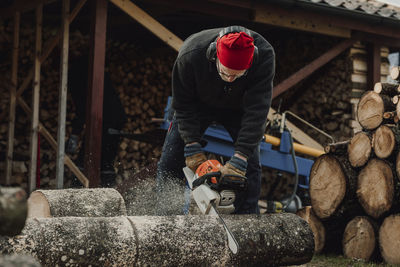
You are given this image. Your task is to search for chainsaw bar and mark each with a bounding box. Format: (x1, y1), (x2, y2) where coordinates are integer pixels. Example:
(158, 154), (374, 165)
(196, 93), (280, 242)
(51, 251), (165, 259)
(211, 201), (239, 254)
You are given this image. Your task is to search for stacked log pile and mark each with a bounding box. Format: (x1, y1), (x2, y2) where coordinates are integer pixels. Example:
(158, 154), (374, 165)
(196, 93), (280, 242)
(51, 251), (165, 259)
(0, 20), (174, 188)
(304, 68), (400, 264)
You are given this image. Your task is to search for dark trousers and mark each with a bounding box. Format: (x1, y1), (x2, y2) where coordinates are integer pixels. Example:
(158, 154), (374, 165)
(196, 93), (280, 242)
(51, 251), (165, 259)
(156, 111), (261, 214)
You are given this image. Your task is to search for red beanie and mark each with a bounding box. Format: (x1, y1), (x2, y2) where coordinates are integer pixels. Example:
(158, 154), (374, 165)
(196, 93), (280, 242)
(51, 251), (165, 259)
(216, 32), (255, 70)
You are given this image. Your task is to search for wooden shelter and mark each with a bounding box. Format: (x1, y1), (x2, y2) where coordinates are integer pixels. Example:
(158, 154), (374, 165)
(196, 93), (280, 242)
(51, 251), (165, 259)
(1, 0), (400, 190)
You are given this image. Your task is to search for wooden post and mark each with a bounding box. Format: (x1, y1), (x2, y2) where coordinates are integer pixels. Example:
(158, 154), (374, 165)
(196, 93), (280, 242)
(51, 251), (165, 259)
(28, 4), (42, 193)
(55, 0), (70, 189)
(367, 43), (381, 90)
(84, 0), (108, 187)
(5, 12), (20, 185)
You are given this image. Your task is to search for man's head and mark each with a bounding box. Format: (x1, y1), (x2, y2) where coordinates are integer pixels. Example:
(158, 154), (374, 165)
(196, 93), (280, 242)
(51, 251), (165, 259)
(216, 31), (254, 82)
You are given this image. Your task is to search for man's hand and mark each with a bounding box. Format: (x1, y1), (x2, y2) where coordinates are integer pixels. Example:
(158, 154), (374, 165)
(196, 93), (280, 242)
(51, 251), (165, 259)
(66, 134), (79, 154)
(220, 153), (248, 177)
(184, 143), (207, 172)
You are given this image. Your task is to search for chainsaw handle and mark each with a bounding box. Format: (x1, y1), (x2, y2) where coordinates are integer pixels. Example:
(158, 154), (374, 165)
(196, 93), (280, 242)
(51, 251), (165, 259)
(192, 171), (221, 188)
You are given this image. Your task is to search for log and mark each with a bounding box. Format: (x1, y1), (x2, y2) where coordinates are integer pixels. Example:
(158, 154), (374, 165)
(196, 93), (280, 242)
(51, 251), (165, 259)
(0, 187), (28, 236)
(348, 131), (371, 168)
(342, 216), (378, 261)
(373, 82), (399, 96)
(296, 206), (325, 254)
(390, 66), (400, 81)
(379, 214), (400, 265)
(324, 140), (349, 154)
(372, 125), (396, 159)
(0, 214), (314, 266)
(357, 159), (394, 219)
(27, 188), (127, 218)
(0, 254), (41, 267)
(309, 154), (358, 219)
(357, 91), (394, 130)
(391, 96), (398, 105)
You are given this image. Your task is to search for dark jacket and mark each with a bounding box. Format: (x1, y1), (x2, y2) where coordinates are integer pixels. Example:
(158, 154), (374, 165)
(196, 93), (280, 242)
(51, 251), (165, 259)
(172, 27), (275, 158)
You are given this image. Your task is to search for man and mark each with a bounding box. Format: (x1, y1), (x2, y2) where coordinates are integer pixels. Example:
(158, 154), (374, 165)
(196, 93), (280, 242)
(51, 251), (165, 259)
(157, 26), (275, 214)
(66, 54), (127, 187)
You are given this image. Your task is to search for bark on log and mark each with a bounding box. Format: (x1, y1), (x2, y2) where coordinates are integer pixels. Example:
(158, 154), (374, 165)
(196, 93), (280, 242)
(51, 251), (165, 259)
(342, 216), (378, 261)
(357, 159), (394, 219)
(0, 254), (41, 267)
(379, 214), (400, 265)
(296, 206), (325, 254)
(396, 151), (400, 180)
(0, 187), (28, 236)
(309, 154), (358, 219)
(27, 188), (127, 218)
(373, 82), (400, 96)
(0, 214), (314, 266)
(357, 91), (394, 130)
(372, 125), (396, 159)
(348, 131), (371, 168)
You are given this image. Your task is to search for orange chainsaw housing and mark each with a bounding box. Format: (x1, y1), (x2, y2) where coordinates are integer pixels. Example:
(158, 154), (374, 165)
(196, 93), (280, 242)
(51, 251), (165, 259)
(195, 160), (222, 184)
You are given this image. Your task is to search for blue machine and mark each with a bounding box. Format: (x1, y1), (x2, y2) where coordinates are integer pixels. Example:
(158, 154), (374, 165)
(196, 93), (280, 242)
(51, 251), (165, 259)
(160, 97), (314, 189)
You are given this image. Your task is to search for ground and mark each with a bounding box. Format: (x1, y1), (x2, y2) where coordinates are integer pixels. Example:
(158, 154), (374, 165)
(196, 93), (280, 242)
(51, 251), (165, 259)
(294, 255), (397, 267)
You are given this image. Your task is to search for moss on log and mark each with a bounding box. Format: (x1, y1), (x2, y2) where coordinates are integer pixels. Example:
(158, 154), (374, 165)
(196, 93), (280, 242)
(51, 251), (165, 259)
(0, 214), (314, 266)
(27, 188), (127, 218)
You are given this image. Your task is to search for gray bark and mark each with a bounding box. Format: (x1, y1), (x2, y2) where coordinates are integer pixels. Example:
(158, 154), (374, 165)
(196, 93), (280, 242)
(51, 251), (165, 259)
(0, 187), (28, 236)
(0, 214), (314, 266)
(27, 188), (127, 218)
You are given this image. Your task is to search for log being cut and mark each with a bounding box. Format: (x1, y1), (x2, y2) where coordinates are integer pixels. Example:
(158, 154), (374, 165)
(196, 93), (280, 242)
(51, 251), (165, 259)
(27, 188), (127, 218)
(0, 186), (28, 236)
(0, 213), (314, 266)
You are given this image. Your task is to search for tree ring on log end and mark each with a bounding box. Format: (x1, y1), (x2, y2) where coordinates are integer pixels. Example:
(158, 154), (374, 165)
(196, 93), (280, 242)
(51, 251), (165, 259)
(357, 159), (394, 219)
(348, 132), (371, 168)
(372, 125), (395, 159)
(342, 216), (376, 261)
(357, 91), (384, 130)
(310, 155), (346, 219)
(379, 214), (400, 265)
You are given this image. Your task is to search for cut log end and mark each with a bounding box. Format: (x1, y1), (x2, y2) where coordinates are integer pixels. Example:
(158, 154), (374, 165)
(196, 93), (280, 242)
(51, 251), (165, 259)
(372, 125), (395, 159)
(357, 91), (384, 130)
(357, 159), (394, 219)
(379, 214), (400, 265)
(296, 206), (325, 254)
(348, 132), (371, 168)
(309, 155), (346, 219)
(390, 66), (400, 81)
(27, 191), (51, 218)
(342, 216), (376, 261)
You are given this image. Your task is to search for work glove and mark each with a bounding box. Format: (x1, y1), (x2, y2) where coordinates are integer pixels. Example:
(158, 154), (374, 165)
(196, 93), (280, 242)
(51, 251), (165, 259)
(66, 134), (79, 154)
(184, 142), (207, 172)
(220, 154), (248, 178)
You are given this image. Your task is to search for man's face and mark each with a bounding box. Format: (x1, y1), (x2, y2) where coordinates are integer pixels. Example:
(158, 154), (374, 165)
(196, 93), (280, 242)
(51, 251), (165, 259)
(216, 59), (248, 83)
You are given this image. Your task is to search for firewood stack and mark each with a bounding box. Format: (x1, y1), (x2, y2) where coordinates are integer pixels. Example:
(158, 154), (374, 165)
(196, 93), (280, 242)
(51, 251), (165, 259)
(303, 67), (400, 265)
(0, 21), (174, 188)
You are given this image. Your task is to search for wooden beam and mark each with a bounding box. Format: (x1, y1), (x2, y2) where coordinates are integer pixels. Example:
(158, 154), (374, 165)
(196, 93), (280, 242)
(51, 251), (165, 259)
(16, 97), (89, 187)
(16, 0), (87, 98)
(110, 0), (183, 52)
(84, 0), (108, 187)
(272, 38), (356, 99)
(254, 4), (351, 38)
(367, 43), (381, 90)
(55, 0), (70, 189)
(28, 4), (42, 193)
(5, 12), (20, 185)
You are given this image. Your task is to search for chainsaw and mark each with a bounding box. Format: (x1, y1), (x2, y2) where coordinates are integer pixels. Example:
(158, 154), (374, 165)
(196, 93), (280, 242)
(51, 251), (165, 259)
(183, 159), (247, 254)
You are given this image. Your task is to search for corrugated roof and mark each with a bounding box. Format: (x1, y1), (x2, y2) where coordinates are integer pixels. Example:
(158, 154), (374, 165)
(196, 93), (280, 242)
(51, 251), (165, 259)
(302, 0), (400, 20)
